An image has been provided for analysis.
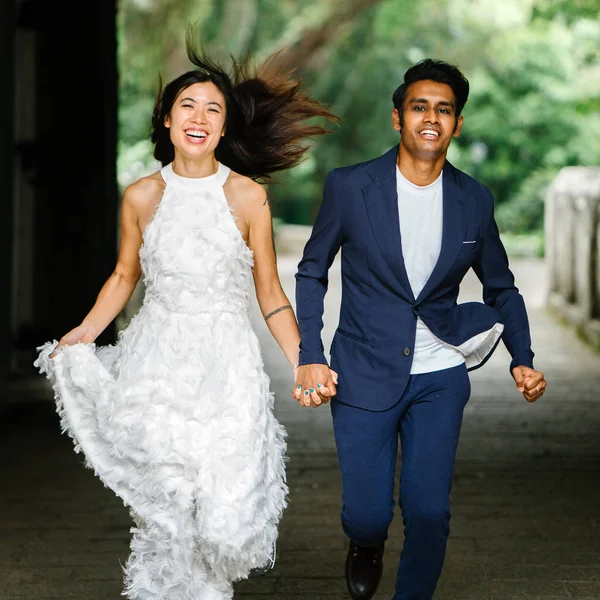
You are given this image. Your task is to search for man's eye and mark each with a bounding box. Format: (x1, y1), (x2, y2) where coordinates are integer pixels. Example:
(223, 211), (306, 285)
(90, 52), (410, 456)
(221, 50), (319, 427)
(414, 106), (425, 111)
(439, 108), (449, 114)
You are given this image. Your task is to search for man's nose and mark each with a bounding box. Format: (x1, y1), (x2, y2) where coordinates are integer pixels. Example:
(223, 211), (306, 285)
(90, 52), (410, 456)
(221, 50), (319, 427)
(424, 108), (439, 123)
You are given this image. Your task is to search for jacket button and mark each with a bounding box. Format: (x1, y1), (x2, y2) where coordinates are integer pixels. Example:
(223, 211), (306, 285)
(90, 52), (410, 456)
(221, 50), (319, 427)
(403, 347), (411, 356)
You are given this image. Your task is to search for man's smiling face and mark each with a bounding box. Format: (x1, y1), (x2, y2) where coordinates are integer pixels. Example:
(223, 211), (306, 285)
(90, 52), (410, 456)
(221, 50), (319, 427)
(393, 79), (463, 161)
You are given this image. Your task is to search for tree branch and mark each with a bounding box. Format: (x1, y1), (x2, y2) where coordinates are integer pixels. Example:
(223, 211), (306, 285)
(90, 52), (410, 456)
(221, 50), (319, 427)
(263, 0), (385, 75)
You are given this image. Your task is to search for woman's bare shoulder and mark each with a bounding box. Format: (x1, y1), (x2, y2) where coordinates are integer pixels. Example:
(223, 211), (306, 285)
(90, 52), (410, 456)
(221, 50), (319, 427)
(225, 170), (267, 212)
(123, 171), (165, 209)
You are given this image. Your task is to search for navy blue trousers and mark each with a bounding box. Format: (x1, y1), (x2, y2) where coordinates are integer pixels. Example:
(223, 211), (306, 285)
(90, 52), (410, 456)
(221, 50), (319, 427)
(331, 364), (471, 600)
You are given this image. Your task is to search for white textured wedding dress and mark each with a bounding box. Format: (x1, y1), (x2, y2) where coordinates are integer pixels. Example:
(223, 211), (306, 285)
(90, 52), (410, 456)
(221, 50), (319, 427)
(35, 162), (288, 600)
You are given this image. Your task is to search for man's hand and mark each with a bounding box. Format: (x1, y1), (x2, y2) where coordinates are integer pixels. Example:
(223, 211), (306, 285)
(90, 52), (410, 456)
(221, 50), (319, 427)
(293, 364), (338, 407)
(512, 366), (547, 403)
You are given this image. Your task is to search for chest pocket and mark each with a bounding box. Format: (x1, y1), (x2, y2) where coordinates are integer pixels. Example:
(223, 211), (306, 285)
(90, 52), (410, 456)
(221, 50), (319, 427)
(459, 239), (480, 252)
(458, 220), (481, 252)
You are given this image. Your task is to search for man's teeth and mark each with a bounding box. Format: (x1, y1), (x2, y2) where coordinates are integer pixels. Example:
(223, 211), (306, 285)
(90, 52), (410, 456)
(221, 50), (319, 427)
(186, 131), (207, 138)
(420, 130), (439, 136)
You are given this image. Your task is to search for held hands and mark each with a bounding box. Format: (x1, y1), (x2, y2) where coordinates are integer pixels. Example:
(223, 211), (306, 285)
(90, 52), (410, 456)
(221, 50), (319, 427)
(512, 366), (547, 402)
(292, 364), (339, 408)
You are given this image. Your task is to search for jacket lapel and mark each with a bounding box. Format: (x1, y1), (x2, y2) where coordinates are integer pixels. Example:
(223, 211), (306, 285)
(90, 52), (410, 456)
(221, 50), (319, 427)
(415, 162), (470, 304)
(363, 146), (415, 303)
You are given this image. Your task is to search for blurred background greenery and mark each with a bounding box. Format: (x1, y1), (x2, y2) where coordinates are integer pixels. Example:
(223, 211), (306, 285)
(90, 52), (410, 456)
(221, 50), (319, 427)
(117, 0), (600, 256)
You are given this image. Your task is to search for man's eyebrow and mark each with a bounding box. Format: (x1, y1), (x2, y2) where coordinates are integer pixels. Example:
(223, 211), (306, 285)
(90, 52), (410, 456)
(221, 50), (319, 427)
(409, 97), (455, 108)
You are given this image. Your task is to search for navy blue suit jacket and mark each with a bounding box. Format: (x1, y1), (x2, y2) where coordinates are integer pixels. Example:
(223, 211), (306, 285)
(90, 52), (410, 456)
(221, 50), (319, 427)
(295, 146), (535, 411)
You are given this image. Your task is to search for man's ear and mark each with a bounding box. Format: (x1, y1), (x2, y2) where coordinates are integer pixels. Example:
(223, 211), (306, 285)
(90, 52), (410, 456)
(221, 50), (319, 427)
(453, 115), (464, 137)
(392, 108), (401, 132)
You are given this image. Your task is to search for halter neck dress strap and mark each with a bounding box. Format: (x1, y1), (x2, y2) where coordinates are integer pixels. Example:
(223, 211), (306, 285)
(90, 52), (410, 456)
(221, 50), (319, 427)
(160, 162), (231, 187)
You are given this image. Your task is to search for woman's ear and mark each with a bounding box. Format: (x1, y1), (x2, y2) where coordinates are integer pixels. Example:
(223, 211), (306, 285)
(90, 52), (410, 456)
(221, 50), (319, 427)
(164, 114), (170, 128)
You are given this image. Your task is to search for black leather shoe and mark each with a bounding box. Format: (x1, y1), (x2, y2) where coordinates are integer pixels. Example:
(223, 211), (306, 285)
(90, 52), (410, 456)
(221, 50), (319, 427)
(345, 541), (384, 599)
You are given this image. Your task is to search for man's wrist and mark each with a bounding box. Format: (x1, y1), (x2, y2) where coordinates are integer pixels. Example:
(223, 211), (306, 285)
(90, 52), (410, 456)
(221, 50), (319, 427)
(298, 351), (328, 366)
(509, 354), (534, 374)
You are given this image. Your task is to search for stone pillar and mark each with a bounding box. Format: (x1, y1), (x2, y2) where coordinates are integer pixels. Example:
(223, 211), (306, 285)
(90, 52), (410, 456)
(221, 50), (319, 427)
(546, 167), (600, 349)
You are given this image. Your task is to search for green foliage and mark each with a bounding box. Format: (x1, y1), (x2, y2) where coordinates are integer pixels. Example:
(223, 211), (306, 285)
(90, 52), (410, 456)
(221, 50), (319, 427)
(495, 168), (557, 233)
(117, 0), (600, 236)
(532, 0), (600, 22)
(119, 96), (155, 146)
(498, 232), (545, 258)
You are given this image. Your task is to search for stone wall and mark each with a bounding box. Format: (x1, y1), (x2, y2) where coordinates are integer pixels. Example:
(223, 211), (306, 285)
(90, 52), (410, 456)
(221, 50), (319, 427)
(546, 167), (600, 349)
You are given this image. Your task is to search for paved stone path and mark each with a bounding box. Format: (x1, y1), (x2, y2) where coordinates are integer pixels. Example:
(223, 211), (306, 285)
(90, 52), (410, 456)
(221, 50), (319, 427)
(2, 257), (600, 600)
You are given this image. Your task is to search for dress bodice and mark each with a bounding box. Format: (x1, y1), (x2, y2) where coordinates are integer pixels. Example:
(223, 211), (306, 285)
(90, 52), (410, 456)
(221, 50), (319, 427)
(139, 162), (254, 315)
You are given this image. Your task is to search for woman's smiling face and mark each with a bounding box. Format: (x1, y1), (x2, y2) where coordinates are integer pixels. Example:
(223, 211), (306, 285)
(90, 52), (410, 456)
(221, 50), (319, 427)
(164, 81), (227, 160)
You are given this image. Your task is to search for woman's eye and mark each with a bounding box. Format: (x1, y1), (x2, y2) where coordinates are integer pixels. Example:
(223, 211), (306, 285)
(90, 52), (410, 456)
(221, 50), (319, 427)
(182, 104), (193, 109)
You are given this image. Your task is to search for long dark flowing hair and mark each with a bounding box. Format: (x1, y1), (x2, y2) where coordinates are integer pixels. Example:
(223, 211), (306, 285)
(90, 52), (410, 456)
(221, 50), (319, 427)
(151, 34), (338, 183)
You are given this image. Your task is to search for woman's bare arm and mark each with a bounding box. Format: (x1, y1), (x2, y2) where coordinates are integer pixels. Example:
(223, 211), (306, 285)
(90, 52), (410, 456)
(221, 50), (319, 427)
(228, 176), (300, 368)
(58, 177), (162, 346)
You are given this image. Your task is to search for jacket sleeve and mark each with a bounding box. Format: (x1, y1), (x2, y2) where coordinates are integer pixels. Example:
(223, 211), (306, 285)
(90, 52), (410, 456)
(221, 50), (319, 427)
(471, 187), (535, 372)
(295, 171), (344, 366)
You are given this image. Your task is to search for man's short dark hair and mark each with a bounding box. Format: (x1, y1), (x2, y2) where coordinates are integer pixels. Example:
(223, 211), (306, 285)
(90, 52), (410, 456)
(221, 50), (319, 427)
(392, 59), (470, 119)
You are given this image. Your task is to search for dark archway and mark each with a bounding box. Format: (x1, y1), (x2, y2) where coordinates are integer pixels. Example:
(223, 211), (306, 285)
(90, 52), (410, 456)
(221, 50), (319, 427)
(2, 0), (118, 378)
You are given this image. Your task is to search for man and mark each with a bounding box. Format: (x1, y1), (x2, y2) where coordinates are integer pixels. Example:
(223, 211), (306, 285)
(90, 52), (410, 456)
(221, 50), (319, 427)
(293, 59), (547, 600)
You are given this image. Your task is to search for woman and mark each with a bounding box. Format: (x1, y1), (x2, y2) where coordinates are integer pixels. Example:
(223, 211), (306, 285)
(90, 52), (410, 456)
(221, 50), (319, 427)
(35, 40), (337, 600)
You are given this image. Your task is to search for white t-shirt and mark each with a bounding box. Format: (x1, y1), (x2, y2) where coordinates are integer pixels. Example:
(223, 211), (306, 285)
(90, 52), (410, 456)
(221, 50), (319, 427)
(396, 167), (465, 374)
